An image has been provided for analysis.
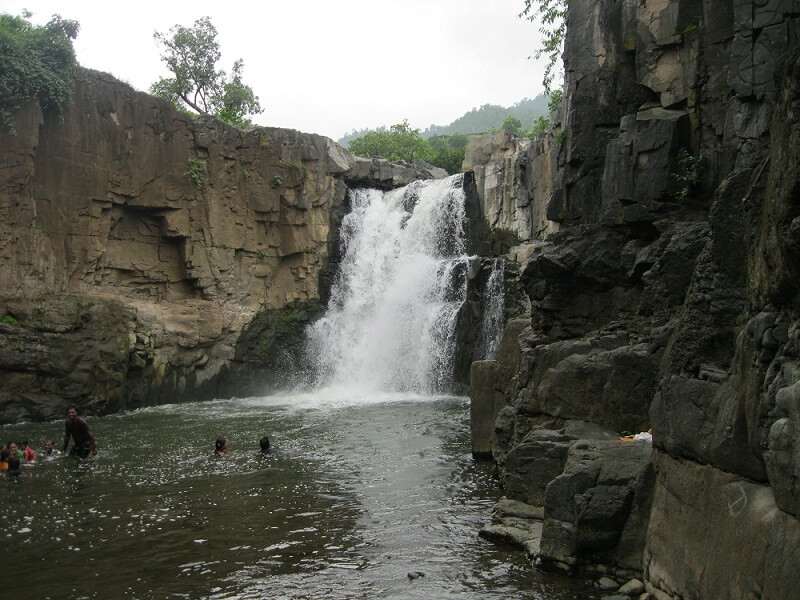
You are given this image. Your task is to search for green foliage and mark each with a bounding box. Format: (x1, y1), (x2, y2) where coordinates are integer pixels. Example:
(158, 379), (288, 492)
(682, 18), (702, 36)
(285, 160), (307, 178)
(348, 121), (467, 174)
(151, 17), (262, 126)
(502, 115), (523, 135)
(1, 315), (20, 326)
(0, 11), (80, 131)
(524, 90), (564, 139)
(673, 150), (703, 201)
(526, 115), (549, 139)
(337, 96), (550, 148)
(185, 157), (206, 188)
(520, 0), (567, 93)
(548, 89), (564, 113)
(426, 135), (467, 174)
(348, 120), (429, 164)
(271, 175), (283, 188)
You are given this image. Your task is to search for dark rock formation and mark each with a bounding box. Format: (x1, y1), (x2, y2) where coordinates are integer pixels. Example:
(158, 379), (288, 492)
(466, 1), (800, 597)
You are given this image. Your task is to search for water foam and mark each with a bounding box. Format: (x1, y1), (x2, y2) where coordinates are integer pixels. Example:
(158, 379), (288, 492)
(307, 175), (469, 396)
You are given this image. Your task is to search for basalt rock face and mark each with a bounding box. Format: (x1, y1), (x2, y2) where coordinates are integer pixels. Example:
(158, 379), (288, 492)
(468, 1), (800, 597)
(0, 69), (442, 422)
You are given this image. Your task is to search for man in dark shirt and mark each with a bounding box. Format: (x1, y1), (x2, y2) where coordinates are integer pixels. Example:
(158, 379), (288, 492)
(62, 407), (98, 458)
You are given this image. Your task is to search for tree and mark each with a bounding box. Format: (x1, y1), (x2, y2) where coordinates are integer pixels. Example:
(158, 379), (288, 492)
(151, 16), (262, 126)
(0, 11), (80, 131)
(349, 120), (429, 164)
(520, 0), (567, 93)
(502, 115), (523, 135)
(427, 136), (466, 174)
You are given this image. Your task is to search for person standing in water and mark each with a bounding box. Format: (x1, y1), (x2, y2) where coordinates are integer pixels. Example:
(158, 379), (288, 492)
(62, 407), (98, 458)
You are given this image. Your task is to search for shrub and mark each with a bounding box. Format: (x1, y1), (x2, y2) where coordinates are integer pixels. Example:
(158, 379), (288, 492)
(185, 157), (207, 188)
(673, 150), (703, 201)
(0, 11), (80, 132)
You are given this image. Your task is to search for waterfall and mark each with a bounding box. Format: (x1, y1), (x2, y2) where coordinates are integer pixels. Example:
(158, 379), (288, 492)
(307, 175), (470, 395)
(477, 258), (505, 360)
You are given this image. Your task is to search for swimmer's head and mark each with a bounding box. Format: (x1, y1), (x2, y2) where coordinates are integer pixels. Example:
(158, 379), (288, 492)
(215, 437), (227, 453)
(259, 436), (270, 452)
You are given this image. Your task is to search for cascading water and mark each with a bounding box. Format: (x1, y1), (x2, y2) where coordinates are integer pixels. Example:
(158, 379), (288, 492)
(477, 258), (506, 360)
(307, 175), (473, 395)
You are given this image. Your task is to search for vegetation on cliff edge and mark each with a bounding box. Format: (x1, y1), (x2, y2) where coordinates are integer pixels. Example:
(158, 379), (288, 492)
(150, 16), (262, 127)
(348, 120), (467, 174)
(0, 11), (79, 132)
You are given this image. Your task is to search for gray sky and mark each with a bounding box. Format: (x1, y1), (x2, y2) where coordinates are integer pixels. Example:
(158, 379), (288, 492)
(2, 0), (546, 140)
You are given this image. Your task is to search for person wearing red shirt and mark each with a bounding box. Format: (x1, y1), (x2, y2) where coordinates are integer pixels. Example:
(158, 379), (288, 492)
(20, 440), (35, 462)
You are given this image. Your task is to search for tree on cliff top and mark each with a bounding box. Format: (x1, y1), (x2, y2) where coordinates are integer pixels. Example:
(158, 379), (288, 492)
(150, 16), (262, 127)
(521, 0), (566, 93)
(0, 11), (79, 132)
(349, 120), (430, 164)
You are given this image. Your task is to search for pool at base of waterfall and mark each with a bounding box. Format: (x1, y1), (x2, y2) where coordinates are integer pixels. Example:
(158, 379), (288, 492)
(1, 393), (600, 599)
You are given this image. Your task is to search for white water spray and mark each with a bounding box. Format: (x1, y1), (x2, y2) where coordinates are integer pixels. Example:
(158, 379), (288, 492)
(307, 175), (471, 395)
(478, 259), (506, 360)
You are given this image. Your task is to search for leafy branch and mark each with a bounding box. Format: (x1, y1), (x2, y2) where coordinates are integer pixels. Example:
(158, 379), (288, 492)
(520, 0), (567, 93)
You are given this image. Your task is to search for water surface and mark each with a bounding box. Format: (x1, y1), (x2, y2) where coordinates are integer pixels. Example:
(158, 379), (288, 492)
(1, 393), (598, 599)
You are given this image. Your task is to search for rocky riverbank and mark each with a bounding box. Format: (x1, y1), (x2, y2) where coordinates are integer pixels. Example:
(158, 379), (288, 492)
(467, 1), (800, 598)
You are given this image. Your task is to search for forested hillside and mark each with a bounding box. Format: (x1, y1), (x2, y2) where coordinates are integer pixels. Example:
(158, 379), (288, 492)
(338, 95), (549, 148)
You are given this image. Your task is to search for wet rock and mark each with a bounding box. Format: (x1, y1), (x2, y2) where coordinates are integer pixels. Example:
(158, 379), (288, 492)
(618, 578), (645, 595)
(479, 520), (543, 550)
(493, 497), (545, 520)
(538, 439), (654, 575)
(407, 571), (425, 580)
(597, 576), (619, 591)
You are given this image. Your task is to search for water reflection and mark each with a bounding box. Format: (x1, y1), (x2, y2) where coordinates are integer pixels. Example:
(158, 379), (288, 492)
(1, 394), (597, 599)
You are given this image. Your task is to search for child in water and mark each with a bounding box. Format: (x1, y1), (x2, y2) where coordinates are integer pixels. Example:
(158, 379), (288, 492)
(259, 436), (271, 455)
(5, 456), (21, 480)
(214, 437), (229, 457)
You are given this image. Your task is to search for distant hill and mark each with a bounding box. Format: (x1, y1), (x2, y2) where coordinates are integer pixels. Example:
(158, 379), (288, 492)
(338, 95), (550, 148)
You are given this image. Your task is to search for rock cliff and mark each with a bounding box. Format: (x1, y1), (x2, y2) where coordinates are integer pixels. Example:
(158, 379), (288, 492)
(466, 1), (800, 598)
(0, 68), (444, 421)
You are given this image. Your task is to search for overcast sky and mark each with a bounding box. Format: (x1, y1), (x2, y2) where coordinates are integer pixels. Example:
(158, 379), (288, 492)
(2, 0), (547, 140)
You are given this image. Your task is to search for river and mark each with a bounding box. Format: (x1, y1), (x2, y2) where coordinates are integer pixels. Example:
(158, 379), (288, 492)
(1, 392), (599, 599)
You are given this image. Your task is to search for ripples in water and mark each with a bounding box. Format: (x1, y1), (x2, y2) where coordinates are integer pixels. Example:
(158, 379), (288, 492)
(1, 392), (599, 599)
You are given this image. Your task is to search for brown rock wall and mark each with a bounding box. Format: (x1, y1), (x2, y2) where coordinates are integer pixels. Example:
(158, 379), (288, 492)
(0, 69), (442, 421)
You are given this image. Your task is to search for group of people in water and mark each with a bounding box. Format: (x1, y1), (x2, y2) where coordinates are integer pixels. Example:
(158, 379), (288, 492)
(2, 407), (274, 480)
(214, 435), (272, 457)
(1, 406), (99, 479)
(1, 438), (65, 478)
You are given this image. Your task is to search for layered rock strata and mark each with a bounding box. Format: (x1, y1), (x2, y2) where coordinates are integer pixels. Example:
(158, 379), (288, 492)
(0, 69), (444, 421)
(467, 1), (800, 598)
